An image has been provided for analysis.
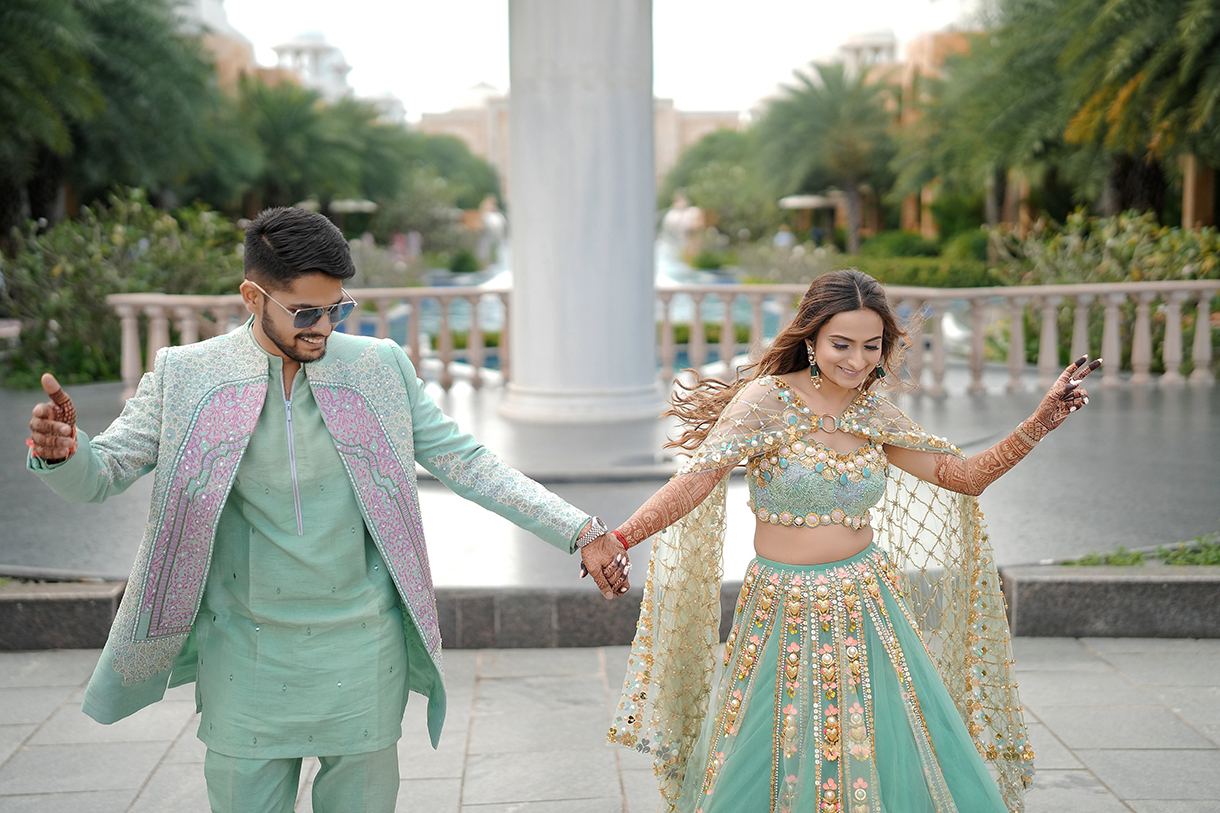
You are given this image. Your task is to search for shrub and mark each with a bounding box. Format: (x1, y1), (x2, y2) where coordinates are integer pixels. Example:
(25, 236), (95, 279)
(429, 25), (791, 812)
(834, 255), (999, 288)
(942, 229), (989, 262)
(448, 248), (480, 274)
(986, 212), (1220, 374)
(859, 230), (940, 258)
(0, 189), (244, 388)
(667, 323), (751, 345)
(990, 210), (1220, 285)
(691, 248), (738, 270)
(429, 330), (501, 350)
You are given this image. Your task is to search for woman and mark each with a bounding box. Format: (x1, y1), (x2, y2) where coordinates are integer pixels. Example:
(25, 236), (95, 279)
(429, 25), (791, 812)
(605, 269), (1098, 813)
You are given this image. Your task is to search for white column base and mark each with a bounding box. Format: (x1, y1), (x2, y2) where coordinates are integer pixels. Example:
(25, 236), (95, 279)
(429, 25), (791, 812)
(499, 382), (665, 424)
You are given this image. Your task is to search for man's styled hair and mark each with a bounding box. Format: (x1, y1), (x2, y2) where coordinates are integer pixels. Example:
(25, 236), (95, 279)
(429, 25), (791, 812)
(244, 207), (356, 289)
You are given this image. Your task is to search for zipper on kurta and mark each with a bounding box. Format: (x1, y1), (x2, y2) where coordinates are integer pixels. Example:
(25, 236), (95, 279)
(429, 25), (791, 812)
(282, 376), (304, 536)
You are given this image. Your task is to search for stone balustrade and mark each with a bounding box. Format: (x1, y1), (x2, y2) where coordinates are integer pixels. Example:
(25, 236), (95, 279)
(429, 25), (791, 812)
(106, 287), (510, 398)
(658, 281), (1219, 394)
(107, 280), (1217, 399)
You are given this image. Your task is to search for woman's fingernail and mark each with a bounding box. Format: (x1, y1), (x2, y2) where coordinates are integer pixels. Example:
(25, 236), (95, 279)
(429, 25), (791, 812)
(1069, 406), (1076, 412)
(1083, 396), (1089, 404)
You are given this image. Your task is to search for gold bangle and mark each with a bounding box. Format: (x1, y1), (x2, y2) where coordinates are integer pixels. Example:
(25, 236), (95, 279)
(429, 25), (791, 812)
(1014, 424), (1040, 447)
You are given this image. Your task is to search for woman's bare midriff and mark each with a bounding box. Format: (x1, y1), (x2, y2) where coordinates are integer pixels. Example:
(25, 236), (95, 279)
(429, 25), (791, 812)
(752, 521), (874, 565)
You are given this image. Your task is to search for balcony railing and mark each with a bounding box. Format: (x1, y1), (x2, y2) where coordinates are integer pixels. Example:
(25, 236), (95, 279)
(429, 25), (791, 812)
(106, 280), (1218, 399)
(657, 281), (1220, 395)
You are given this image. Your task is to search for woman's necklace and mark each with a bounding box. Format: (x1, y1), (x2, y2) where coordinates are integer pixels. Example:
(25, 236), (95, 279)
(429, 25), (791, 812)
(784, 380), (861, 434)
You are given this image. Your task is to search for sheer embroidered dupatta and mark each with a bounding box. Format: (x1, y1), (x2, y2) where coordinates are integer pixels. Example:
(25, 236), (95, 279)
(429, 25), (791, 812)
(842, 393), (1035, 812)
(608, 379), (1033, 813)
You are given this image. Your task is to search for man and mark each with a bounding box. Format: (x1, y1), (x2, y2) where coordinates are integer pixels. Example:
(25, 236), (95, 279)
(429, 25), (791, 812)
(27, 207), (630, 812)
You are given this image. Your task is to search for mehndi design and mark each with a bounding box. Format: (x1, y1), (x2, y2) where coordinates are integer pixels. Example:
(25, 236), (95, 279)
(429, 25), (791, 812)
(28, 374), (78, 462)
(616, 466), (733, 547)
(933, 355), (1099, 496)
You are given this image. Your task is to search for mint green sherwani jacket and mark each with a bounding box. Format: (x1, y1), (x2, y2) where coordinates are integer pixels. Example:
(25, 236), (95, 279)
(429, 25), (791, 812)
(29, 325), (590, 747)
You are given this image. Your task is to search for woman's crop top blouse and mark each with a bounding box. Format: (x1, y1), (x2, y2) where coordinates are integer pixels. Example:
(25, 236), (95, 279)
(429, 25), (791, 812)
(744, 381), (888, 530)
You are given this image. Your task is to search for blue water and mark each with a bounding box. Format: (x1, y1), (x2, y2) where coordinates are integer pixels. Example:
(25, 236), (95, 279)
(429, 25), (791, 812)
(336, 241), (797, 370)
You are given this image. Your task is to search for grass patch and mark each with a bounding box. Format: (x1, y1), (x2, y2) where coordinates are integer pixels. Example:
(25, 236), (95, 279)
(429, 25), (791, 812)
(1157, 533), (1220, 566)
(1061, 531), (1220, 566)
(1061, 547), (1146, 566)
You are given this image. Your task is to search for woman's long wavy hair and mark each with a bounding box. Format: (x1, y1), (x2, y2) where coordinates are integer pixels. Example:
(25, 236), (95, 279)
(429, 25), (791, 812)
(666, 269), (908, 451)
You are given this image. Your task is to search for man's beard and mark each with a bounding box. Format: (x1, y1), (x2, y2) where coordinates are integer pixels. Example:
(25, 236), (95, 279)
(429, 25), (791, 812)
(261, 309), (328, 364)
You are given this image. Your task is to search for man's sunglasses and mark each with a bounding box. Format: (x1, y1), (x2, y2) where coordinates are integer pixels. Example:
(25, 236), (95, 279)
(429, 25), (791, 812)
(249, 282), (358, 329)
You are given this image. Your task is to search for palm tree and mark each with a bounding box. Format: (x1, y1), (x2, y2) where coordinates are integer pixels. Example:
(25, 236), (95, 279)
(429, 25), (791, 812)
(1062, 0), (1220, 216)
(62, 0), (216, 211)
(238, 79), (363, 210)
(1064, 0), (1220, 163)
(891, 0), (1108, 226)
(757, 62), (895, 253)
(0, 0), (99, 243)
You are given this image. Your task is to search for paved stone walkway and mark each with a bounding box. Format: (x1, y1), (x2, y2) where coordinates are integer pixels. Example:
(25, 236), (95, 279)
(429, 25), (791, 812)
(1, 638), (1218, 812)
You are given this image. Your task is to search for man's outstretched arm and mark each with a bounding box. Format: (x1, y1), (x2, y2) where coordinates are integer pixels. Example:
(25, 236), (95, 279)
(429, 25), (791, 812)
(28, 354), (164, 503)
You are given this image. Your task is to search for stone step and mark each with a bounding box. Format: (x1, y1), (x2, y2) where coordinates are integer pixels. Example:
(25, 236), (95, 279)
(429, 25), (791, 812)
(1001, 565), (1220, 638)
(0, 581), (124, 650)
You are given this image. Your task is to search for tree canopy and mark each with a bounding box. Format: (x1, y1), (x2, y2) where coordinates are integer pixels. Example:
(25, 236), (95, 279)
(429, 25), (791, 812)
(757, 62), (896, 252)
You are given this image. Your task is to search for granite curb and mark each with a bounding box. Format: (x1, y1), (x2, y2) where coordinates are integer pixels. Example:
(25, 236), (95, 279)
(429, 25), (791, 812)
(1001, 564), (1220, 638)
(0, 581), (124, 649)
(0, 580), (748, 651)
(6, 565), (1219, 650)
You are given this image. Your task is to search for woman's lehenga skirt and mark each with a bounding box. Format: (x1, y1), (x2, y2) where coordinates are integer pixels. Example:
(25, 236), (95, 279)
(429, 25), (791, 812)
(675, 545), (1010, 813)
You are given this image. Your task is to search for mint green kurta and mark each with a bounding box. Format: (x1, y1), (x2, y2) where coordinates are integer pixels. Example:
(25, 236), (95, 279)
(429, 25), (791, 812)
(28, 321), (592, 747)
(194, 351), (409, 759)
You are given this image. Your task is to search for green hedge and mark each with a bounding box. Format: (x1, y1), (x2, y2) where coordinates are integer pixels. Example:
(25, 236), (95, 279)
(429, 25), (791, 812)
(429, 330), (501, 350)
(665, 323), (751, 345)
(858, 231), (940, 258)
(831, 255), (999, 288)
(990, 210), (1220, 284)
(983, 213), (1220, 374)
(1, 189), (244, 388)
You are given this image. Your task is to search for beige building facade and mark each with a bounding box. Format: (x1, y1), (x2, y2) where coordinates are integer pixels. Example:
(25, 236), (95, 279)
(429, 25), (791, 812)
(418, 87), (740, 198)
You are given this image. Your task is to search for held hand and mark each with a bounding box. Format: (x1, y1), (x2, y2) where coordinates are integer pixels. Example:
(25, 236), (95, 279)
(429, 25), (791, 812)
(28, 373), (78, 462)
(1032, 355), (1101, 433)
(579, 534), (631, 599)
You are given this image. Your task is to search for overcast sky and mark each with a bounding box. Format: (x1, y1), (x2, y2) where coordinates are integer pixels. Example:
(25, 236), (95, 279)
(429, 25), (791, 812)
(225, 0), (981, 120)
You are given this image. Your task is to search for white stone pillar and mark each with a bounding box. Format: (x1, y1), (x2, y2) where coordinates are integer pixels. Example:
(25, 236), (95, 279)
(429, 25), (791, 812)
(501, 0), (662, 434)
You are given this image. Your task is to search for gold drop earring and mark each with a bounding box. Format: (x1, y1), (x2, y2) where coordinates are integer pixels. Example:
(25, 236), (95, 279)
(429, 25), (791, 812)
(806, 342), (822, 389)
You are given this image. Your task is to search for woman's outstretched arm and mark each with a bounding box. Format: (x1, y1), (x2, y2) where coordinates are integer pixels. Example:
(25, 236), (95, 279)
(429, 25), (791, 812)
(887, 355), (1101, 496)
(614, 464), (737, 548)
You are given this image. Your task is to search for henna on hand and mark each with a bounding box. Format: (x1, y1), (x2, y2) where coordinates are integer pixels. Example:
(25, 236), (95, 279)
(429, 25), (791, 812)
(1032, 354), (1099, 433)
(934, 355), (1101, 496)
(933, 431), (1037, 496)
(28, 373), (78, 462)
(580, 535), (632, 598)
(615, 466), (732, 547)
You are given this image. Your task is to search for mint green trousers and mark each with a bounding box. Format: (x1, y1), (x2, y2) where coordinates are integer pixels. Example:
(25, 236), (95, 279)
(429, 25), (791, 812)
(204, 744), (400, 813)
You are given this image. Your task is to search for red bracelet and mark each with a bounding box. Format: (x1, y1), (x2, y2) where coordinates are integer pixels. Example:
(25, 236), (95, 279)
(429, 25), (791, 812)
(612, 529), (630, 551)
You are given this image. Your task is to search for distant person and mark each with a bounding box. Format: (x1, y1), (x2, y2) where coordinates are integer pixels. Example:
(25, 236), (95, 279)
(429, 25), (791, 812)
(476, 194), (507, 264)
(605, 269), (1100, 812)
(26, 207), (627, 813)
(811, 224), (826, 246)
(772, 224), (797, 249)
